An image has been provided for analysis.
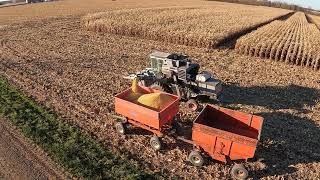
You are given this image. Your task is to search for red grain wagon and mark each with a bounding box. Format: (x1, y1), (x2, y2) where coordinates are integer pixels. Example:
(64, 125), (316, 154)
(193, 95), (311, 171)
(112, 86), (180, 151)
(182, 104), (264, 179)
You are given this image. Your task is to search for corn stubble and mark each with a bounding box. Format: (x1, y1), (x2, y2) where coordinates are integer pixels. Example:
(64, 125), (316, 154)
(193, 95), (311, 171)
(1, 16), (320, 179)
(236, 12), (320, 70)
(308, 15), (320, 29)
(81, 7), (290, 48)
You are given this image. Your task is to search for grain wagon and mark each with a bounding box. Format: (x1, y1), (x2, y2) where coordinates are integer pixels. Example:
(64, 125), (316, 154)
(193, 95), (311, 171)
(181, 104), (264, 179)
(112, 86), (180, 151)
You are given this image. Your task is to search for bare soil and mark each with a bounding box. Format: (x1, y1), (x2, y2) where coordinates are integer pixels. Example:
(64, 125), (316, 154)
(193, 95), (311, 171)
(0, 118), (67, 180)
(1, 16), (319, 179)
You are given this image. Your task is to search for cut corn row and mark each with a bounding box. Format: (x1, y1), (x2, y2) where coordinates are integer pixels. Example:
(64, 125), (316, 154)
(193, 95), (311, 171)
(81, 7), (290, 48)
(236, 12), (320, 70)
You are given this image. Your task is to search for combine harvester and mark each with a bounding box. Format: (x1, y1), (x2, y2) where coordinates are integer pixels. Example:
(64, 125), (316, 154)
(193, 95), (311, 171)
(0, 0), (52, 6)
(0, 0), (11, 5)
(125, 51), (223, 111)
(110, 80), (264, 180)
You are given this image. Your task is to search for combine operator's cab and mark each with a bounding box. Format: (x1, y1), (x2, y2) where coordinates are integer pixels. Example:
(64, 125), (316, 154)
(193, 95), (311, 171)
(126, 51), (223, 110)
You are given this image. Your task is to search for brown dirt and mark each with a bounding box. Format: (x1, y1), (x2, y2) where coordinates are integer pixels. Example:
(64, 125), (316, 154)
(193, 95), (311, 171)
(0, 15), (320, 179)
(0, 118), (67, 180)
(0, 0), (292, 25)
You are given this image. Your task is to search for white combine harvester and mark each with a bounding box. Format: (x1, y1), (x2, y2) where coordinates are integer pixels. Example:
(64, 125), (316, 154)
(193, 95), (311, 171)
(0, 0), (51, 6)
(0, 0), (11, 5)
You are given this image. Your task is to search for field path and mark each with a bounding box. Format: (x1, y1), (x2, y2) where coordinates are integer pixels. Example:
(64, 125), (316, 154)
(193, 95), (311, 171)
(0, 118), (66, 180)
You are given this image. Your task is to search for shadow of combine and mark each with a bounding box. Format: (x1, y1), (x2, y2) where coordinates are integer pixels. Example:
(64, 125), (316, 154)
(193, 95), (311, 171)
(223, 83), (320, 111)
(252, 112), (320, 178)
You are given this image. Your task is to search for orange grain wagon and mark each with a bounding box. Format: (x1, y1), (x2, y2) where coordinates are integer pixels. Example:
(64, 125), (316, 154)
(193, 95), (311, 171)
(186, 104), (263, 179)
(112, 86), (179, 150)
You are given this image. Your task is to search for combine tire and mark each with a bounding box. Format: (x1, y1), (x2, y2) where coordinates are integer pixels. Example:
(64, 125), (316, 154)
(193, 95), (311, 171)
(188, 150), (204, 167)
(186, 99), (199, 111)
(217, 94), (225, 103)
(150, 82), (172, 93)
(230, 164), (248, 180)
(115, 122), (125, 134)
(150, 136), (161, 151)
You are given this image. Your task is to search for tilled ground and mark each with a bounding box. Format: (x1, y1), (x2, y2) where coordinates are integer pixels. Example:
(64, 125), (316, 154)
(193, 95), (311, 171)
(0, 16), (320, 179)
(0, 118), (66, 179)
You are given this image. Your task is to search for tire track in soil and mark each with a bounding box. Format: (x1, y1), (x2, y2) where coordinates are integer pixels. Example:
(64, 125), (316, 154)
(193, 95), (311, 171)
(0, 118), (67, 180)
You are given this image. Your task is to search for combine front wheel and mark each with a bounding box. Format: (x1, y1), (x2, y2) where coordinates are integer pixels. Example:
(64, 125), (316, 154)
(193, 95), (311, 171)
(150, 82), (165, 91)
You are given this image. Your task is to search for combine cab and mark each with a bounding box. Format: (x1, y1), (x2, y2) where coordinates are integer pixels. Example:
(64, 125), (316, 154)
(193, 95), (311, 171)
(125, 51), (223, 110)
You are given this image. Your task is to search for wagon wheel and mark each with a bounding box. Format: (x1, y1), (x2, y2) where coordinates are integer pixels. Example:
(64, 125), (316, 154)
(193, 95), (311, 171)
(115, 122), (125, 134)
(186, 99), (199, 111)
(150, 136), (161, 151)
(188, 150), (204, 167)
(230, 164), (248, 180)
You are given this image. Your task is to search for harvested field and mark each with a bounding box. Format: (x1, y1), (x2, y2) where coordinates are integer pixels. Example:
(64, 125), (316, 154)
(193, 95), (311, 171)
(0, 0), (283, 24)
(308, 14), (320, 29)
(1, 15), (320, 179)
(81, 7), (291, 48)
(236, 12), (320, 70)
(0, 118), (66, 180)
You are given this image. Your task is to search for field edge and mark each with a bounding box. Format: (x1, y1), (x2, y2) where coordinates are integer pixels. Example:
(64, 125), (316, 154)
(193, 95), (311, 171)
(0, 76), (155, 179)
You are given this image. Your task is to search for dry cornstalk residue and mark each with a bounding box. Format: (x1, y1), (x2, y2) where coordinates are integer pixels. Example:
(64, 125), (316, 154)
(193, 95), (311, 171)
(308, 14), (320, 29)
(1, 16), (320, 179)
(81, 7), (290, 48)
(236, 12), (320, 70)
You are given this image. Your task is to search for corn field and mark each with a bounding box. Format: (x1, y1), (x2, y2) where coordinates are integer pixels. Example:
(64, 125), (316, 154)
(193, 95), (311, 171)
(236, 12), (320, 70)
(81, 7), (290, 48)
(2, 0), (320, 179)
(308, 14), (320, 29)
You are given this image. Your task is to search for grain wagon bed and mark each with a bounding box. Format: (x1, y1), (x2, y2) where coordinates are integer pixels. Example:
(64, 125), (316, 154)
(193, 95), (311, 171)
(112, 86), (180, 150)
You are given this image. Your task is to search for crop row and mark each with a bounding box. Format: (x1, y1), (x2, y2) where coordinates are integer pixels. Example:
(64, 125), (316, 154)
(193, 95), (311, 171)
(236, 12), (320, 70)
(81, 7), (290, 48)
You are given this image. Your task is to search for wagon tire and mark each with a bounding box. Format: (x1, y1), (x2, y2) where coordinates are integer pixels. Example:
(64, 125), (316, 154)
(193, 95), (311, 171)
(150, 136), (161, 151)
(115, 122), (125, 134)
(186, 99), (199, 111)
(188, 150), (204, 167)
(230, 164), (248, 180)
